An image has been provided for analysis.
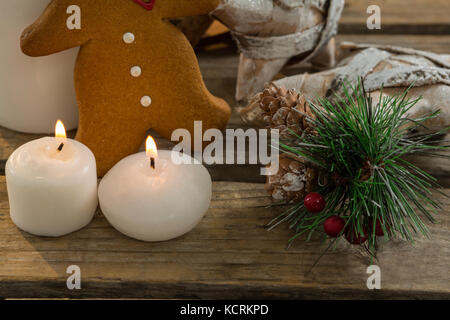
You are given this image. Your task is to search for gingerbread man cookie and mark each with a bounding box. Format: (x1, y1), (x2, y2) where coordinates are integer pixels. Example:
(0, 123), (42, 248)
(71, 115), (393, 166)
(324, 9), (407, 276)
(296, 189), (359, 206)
(21, 0), (231, 176)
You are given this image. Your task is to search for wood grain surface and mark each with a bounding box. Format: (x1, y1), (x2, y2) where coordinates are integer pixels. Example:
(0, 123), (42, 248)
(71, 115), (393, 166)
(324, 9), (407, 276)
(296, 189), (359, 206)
(205, 1), (450, 36)
(0, 177), (449, 299)
(340, 0), (450, 34)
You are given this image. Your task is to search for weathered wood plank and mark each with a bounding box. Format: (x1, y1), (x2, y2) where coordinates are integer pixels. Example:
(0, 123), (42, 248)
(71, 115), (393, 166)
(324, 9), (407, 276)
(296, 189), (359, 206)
(0, 177), (449, 299)
(204, 1), (450, 36)
(340, 0), (450, 34)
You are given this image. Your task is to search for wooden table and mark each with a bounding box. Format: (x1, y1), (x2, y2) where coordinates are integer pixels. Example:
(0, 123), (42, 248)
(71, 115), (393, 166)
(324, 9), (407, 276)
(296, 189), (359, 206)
(1, 0), (449, 299)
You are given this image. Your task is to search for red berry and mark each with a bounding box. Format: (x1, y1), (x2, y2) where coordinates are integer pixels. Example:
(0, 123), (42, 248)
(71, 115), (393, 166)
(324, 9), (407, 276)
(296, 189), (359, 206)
(304, 192), (325, 213)
(345, 227), (368, 245)
(323, 216), (345, 237)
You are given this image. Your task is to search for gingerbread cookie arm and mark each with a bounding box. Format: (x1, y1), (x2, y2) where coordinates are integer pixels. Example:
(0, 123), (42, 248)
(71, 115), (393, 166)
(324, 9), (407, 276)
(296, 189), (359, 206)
(158, 0), (220, 18)
(21, 0), (90, 57)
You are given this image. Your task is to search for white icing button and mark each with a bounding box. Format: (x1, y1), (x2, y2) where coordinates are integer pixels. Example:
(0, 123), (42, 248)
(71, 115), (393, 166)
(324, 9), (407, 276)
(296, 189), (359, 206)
(130, 66), (142, 78)
(140, 96), (152, 107)
(123, 32), (135, 44)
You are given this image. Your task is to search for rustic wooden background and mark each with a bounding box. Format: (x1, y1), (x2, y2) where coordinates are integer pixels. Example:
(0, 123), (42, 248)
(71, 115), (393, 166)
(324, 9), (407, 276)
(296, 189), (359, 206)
(0, 0), (449, 299)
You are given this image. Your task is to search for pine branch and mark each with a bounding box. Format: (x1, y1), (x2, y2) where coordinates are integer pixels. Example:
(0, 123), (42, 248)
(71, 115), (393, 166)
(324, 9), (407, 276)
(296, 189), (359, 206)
(269, 79), (450, 255)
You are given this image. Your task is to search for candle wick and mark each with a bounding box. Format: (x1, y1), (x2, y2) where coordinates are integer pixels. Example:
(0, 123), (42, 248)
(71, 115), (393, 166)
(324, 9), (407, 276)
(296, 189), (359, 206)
(150, 157), (155, 169)
(57, 142), (64, 152)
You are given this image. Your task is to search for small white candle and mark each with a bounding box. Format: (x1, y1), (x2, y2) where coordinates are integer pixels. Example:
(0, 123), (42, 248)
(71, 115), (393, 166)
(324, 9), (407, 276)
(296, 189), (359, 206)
(98, 137), (212, 242)
(6, 121), (98, 237)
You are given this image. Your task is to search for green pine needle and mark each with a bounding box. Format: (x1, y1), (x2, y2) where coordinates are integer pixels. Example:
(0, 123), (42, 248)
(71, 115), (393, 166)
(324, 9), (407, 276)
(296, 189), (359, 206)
(270, 79), (449, 253)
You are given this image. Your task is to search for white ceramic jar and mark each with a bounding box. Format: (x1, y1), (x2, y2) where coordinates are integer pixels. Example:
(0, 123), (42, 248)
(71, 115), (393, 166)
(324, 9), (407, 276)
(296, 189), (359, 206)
(0, 0), (78, 133)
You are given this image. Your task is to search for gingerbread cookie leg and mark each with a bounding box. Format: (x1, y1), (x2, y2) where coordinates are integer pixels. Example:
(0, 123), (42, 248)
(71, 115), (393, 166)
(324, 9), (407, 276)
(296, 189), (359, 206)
(151, 91), (230, 151)
(76, 111), (148, 177)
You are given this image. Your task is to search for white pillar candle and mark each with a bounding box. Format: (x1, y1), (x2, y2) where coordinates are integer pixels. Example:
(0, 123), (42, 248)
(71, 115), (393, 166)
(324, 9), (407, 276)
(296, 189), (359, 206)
(6, 121), (98, 237)
(0, 0), (78, 133)
(98, 137), (212, 242)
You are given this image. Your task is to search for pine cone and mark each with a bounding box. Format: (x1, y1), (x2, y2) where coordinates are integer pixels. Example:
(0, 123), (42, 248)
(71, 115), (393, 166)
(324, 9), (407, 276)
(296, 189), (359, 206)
(266, 154), (317, 203)
(258, 83), (315, 140)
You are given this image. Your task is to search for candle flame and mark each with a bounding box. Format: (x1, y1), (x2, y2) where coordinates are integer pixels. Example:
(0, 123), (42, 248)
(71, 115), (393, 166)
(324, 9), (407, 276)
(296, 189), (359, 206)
(55, 120), (67, 139)
(146, 136), (158, 158)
